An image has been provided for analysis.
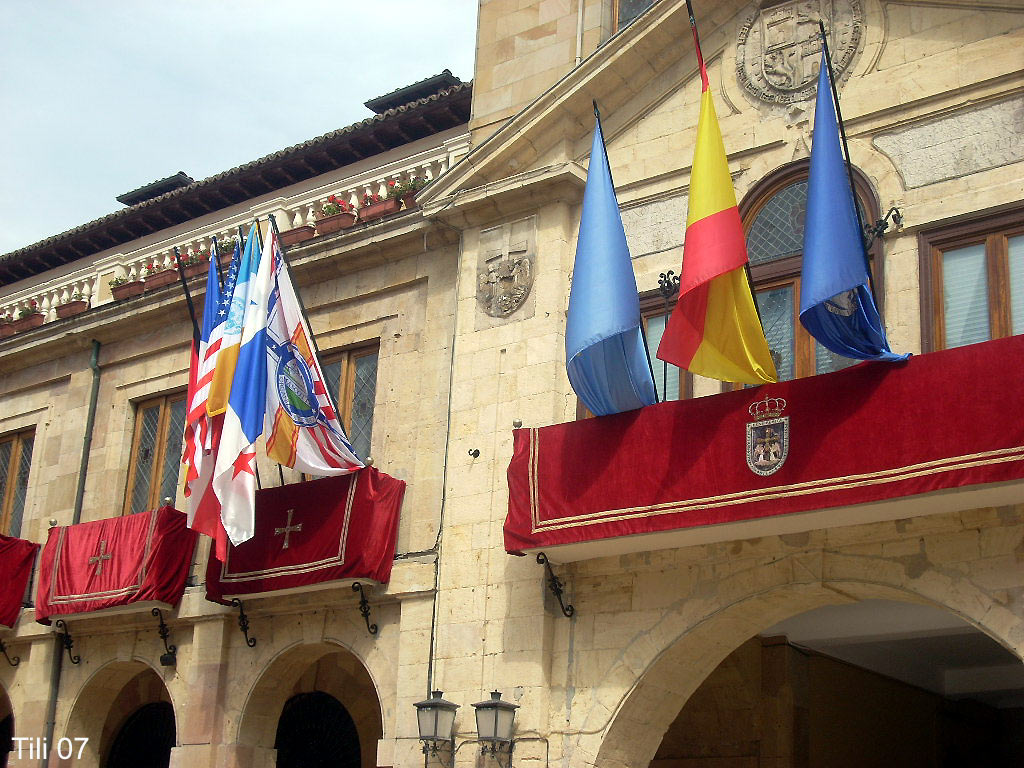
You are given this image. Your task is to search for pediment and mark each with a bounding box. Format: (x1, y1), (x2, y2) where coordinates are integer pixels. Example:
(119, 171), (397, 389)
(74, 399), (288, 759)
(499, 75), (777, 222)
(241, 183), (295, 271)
(419, 0), (745, 218)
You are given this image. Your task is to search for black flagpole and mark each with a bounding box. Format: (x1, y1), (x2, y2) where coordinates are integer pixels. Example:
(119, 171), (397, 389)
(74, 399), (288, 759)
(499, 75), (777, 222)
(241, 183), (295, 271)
(818, 21), (879, 305)
(594, 99), (659, 403)
(173, 246), (200, 347)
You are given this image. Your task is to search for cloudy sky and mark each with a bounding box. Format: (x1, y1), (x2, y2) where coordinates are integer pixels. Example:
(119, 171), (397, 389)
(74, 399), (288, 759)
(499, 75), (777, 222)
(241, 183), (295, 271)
(0, 1), (478, 255)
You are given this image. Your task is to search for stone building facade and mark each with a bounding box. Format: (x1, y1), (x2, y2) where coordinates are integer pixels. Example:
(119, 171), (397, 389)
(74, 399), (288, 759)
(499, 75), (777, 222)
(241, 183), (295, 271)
(1, 2), (1022, 767)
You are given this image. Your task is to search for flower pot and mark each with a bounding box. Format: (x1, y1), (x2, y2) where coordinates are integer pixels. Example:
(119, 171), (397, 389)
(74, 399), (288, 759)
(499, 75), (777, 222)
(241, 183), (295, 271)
(144, 269), (179, 290)
(12, 313), (45, 332)
(182, 262), (209, 279)
(358, 198), (400, 222)
(316, 213), (357, 236)
(280, 225), (317, 245)
(0, 323), (15, 339)
(111, 281), (145, 300)
(400, 193), (418, 211)
(56, 300), (89, 319)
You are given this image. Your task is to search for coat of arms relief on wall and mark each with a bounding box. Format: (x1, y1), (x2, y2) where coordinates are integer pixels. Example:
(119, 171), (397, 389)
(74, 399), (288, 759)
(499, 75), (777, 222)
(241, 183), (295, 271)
(476, 216), (536, 326)
(737, 0), (864, 105)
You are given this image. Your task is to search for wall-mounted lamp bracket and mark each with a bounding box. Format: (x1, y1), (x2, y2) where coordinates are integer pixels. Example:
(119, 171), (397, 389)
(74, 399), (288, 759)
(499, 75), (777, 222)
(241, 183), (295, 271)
(536, 552), (575, 618)
(0, 638), (19, 667)
(55, 619), (81, 665)
(863, 206), (903, 250)
(152, 607), (177, 666)
(230, 598), (257, 647)
(352, 582), (378, 635)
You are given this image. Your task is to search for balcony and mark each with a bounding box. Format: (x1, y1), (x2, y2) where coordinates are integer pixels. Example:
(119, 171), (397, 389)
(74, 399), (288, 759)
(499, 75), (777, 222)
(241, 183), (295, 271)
(505, 335), (1024, 562)
(0, 136), (468, 335)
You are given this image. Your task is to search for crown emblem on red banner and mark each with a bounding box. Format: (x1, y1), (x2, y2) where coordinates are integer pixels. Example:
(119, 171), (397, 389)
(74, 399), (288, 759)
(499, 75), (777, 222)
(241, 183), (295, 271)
(748, 397), (787, 421)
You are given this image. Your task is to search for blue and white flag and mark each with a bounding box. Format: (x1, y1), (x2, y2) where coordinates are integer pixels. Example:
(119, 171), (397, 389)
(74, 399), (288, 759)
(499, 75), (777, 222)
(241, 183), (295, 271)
(800, 55), (907, 364)
(212, 223), (272, 546)
(566, 117), (657, 416)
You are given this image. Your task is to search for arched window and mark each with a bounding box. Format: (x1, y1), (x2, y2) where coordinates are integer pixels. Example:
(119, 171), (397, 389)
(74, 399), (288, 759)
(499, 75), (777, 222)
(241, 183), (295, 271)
(738, 161), (883, 381)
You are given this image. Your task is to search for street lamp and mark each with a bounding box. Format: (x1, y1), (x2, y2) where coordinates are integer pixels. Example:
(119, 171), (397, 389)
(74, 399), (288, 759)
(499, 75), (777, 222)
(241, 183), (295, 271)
(472, 690), (518, 755)
(414, 690), (458, 763)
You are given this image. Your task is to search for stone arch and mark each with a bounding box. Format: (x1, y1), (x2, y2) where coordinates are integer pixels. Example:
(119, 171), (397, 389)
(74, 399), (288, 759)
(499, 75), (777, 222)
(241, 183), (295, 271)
(571, 552), (1024, 768)
(62, 659), (175, 768)
(236, 640), (383, 768)
(0, 683), (12, 768)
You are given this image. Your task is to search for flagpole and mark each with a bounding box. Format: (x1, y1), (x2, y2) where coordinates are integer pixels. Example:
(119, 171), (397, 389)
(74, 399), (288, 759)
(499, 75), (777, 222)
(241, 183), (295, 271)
(267, 213), (349, 440)
(173, 246), (201, 347)
(818, 21), (878, 304)
(211, 236), (225, 289)
(594, 99), (659, 403)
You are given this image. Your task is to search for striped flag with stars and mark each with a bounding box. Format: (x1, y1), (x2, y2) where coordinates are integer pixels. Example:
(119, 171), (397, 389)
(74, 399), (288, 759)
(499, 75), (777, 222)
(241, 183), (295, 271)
(183, 237), (240, 560)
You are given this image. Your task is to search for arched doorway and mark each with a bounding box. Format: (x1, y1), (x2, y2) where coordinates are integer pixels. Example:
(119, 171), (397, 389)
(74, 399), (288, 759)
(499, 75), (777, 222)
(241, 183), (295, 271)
(274, 691), (360, 768)
(63, 661), (175, 768)
(106, 701), (175, 768)
(237, 642), (383, 768)
(0, 683), (11, 768)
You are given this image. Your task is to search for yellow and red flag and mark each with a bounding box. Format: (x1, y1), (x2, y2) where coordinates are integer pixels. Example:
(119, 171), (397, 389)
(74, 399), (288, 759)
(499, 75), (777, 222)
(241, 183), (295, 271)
(657, 11), (777, 385)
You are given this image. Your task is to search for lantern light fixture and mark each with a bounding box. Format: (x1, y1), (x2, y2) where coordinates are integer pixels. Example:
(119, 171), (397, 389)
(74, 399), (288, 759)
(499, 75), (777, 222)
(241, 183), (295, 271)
(414, 690), (459, 764)
(472, 690), (519, 754)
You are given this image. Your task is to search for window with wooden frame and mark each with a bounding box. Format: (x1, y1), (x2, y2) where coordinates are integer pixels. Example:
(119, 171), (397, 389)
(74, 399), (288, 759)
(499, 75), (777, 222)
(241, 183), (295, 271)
(321, 343), (379, 461)
(0, 429), (34, 537)
(615, 0), (654, 31)
(640, 293), (693, 402)
(738, 161), (884, 382)
(124, 393), (187, 515)
(919, 207), (1024, 353)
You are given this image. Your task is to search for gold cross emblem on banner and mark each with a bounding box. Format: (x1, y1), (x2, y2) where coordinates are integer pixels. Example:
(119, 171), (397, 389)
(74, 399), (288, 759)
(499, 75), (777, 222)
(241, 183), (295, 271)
(89, 540), (112, 575)
(274, 509), (303, 550)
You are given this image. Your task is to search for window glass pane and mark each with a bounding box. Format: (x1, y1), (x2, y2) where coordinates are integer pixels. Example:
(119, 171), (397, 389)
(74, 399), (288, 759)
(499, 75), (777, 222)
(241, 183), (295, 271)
(747, 181), (807, 265)
(1009, 235), (1024, 336)
(159, 398), (187, 508)
(755, 286), (795, 381)
(644, 313), (681, 401)
(815, 343), (858, 376)
(130, 404), (161, 514)
(350, 353), (378, 460)
(617, 0), (653, 29)
(9, 435), (33, 537)
(942, 243), (990, 348)
(322, 360), (342, 412)
(0, 440), (12, 533)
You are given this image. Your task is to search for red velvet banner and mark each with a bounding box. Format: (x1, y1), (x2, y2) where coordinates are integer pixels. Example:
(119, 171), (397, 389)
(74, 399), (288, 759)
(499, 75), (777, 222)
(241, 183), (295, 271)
(205, 467), (404, 602)
(506, 336), (1024, 555)
(35, 507), (198, 624)
(0, 535), (39, 628)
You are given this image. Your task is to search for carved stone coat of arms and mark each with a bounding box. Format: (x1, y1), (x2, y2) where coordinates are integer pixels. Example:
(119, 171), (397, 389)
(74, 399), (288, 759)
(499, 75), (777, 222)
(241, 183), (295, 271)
(737, 0), (864, 104)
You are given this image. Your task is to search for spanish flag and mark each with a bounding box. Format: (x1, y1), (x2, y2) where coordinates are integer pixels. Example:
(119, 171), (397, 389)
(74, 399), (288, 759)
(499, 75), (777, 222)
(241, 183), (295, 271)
(657, 8), (777, 385)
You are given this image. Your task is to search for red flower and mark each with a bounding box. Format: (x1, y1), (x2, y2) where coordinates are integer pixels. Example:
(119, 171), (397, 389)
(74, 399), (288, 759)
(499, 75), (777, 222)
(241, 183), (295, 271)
(328, 194), (337, 203)
(388, 180), (396, 187)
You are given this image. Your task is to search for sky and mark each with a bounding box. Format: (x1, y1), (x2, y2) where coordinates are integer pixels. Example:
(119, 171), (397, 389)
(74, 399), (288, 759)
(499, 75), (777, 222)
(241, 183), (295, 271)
(0, 1), (478, 255)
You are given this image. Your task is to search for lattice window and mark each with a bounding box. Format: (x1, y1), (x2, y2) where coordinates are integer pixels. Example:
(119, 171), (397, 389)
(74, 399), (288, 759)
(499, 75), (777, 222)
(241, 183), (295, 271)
(0, 429), (34, 537)
(124, 393), (186, 514)
(322, 343), (379, 462)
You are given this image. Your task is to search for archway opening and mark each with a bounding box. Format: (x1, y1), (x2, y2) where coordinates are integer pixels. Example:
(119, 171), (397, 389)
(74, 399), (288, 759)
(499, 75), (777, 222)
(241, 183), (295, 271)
(274, 691), (360, 768)
(651, 600), (1024, 767)
(106, 701), (175, 768)
(1, 685), (12, 768)
(238, 643), (382, 768)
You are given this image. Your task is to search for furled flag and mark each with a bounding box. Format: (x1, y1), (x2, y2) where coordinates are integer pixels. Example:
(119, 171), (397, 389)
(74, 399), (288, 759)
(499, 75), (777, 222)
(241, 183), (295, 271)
(212, 224), (271, 546)
(184, 239), (241, 560)
(264, 225), (364, 473)
(565, 111), (657, 416)
(800, 53), (908, 363)
(657, 5), (777, 385)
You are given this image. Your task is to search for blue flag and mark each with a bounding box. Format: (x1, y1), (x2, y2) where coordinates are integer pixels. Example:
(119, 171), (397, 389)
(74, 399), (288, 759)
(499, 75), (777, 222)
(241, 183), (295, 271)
(800, 55), (907, 363)
(566, 117), (657, 416)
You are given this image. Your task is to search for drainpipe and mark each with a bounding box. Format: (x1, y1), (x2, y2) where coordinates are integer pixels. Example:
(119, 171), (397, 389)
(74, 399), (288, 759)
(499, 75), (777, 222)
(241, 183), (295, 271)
(72, 340), (101, 525)
(41, 340), (101, 764)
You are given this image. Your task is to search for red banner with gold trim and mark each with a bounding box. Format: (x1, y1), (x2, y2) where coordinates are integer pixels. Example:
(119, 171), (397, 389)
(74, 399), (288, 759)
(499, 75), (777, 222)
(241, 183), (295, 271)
(205, 468), (404, 602)
(506, 336), (1024, 556)
(35, 507), (197, 624)
(0, 535), (39, 628)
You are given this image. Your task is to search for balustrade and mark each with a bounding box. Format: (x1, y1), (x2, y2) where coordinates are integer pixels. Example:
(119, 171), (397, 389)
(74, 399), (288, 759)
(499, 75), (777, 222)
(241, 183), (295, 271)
(0, 140), (466, 334)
